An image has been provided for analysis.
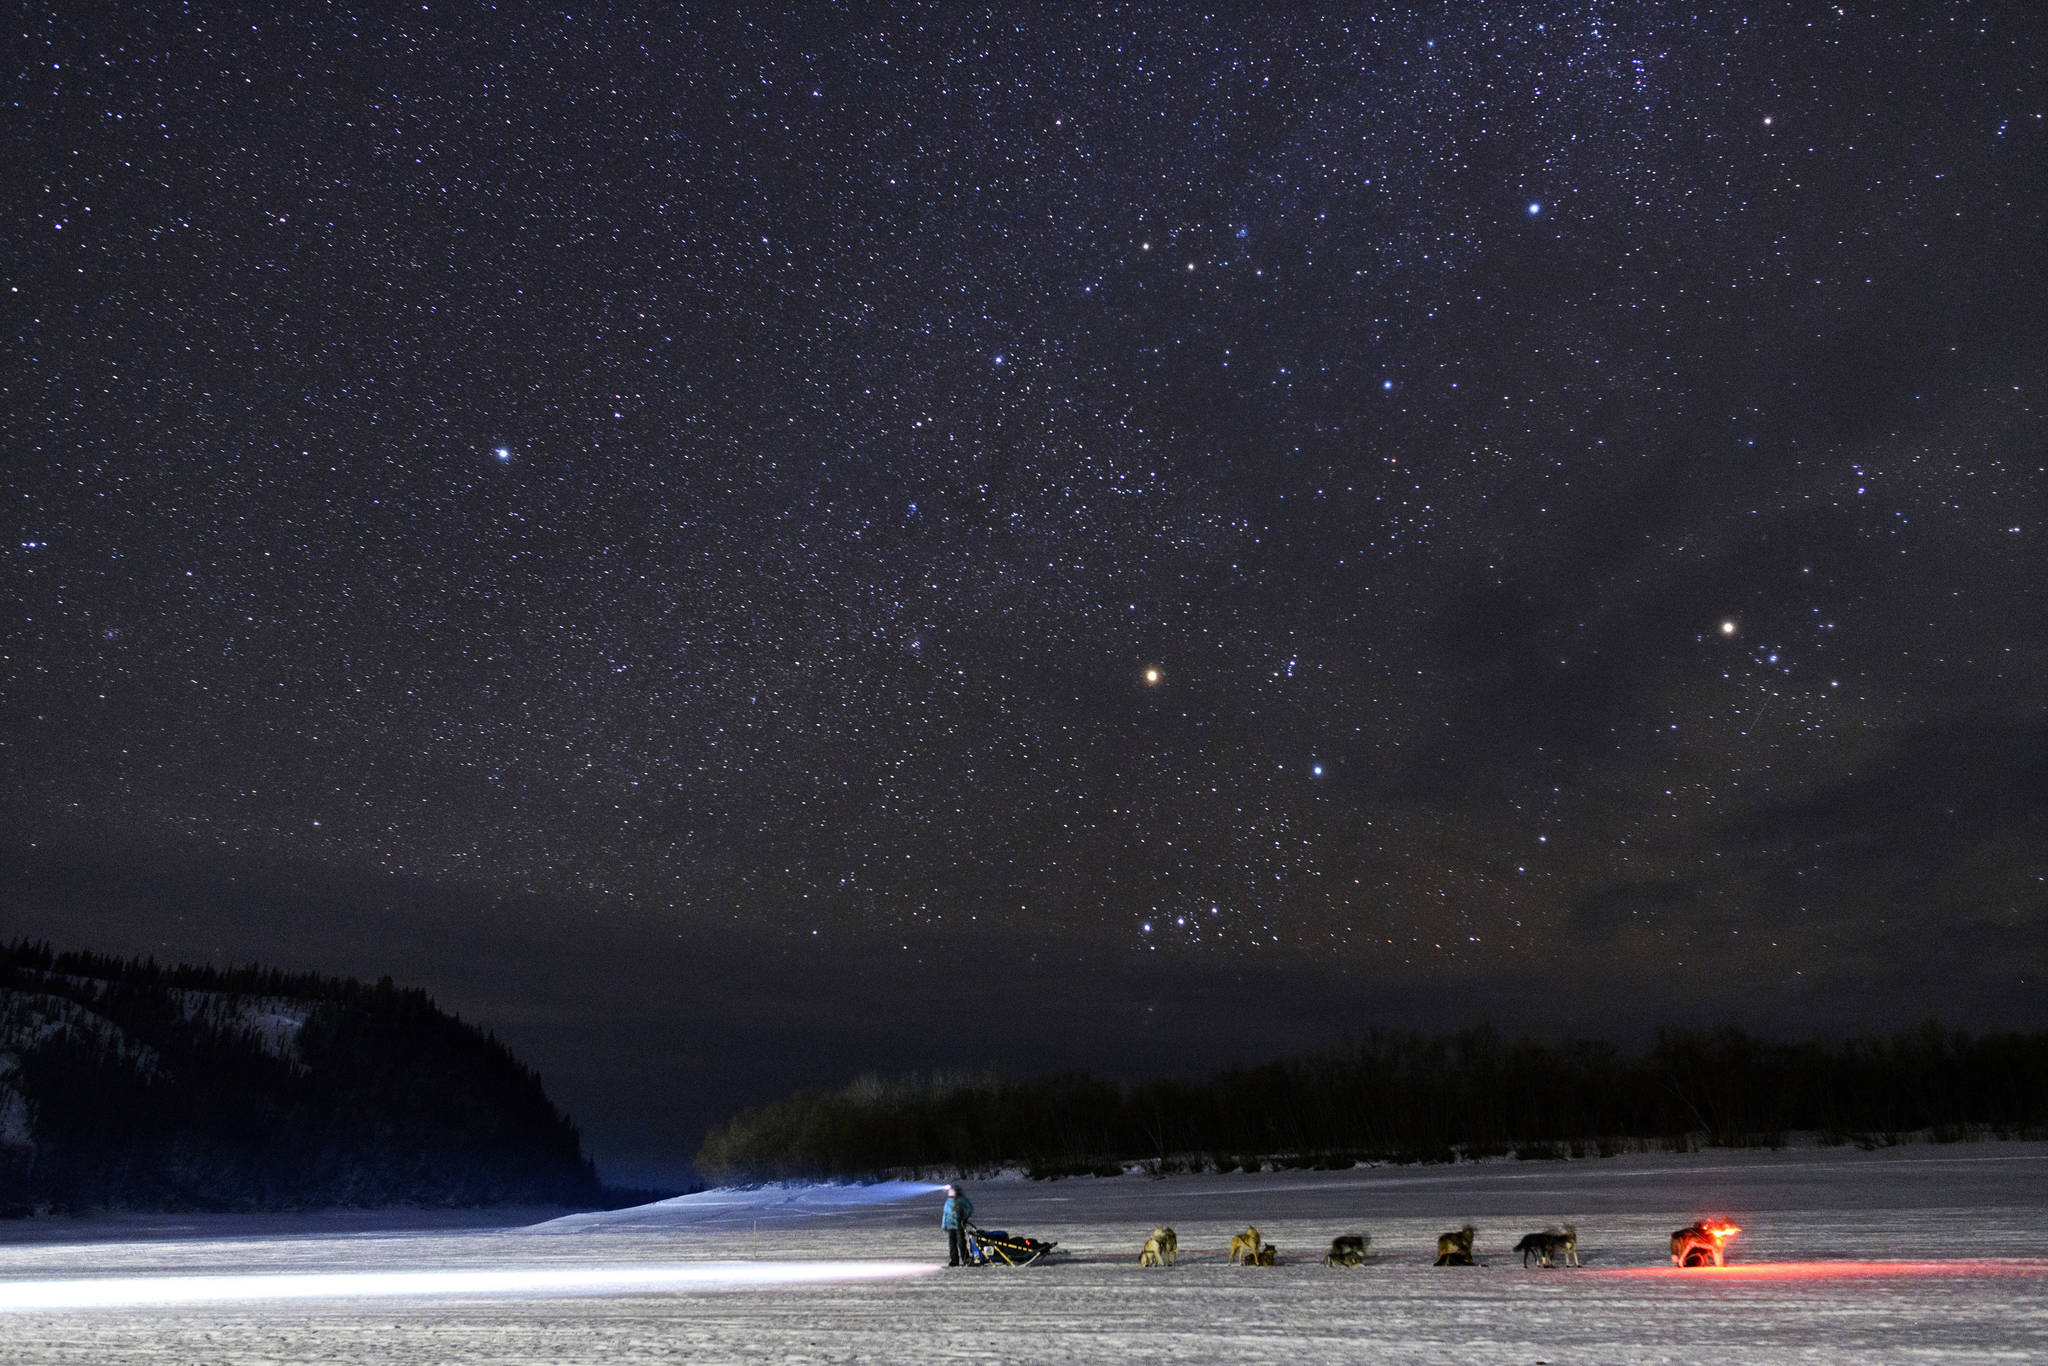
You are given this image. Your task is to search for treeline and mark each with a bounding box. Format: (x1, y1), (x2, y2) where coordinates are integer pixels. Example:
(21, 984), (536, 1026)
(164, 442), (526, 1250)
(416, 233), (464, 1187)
(0, 941), (605, 1213)
(4, 941), (395, 1002)
(696, 1024), (2048, 1182)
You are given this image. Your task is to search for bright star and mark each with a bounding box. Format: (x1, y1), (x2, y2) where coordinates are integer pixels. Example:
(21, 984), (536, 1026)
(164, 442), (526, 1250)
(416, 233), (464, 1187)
(1312, 764), (1324, 777)
(1527, 201), (1542, 215)
(494, 447), (512, 462)
(1720, 619), (1738, 636)
(1144, 668), (1161, 685)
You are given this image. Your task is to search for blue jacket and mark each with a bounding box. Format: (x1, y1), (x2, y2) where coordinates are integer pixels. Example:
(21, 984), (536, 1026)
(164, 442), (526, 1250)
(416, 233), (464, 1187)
(941, 1194), (973, 1230)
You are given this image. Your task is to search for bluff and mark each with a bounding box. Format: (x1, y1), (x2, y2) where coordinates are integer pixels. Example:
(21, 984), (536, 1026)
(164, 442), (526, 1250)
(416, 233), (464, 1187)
(0, 943), (602, 1213)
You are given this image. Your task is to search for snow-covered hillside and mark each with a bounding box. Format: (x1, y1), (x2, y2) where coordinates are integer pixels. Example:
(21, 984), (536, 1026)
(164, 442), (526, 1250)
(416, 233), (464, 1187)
(0, 1143), (2042, 1362)
(0, 950), (601, 1211)
(0, 979), (309, 1160)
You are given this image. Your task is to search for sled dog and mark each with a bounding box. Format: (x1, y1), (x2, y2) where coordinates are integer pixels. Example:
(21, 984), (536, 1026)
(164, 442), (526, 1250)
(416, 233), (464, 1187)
(1139, 1226), (1178, 1267)
(1670, 1223), (1725, 1267)
(1322, 1233), (1369, 1267)
(1228, 1227), (1263, 1264)
(1245, 1242), (1278, 1266)
(1434, 1224), (1477, 1266)
(1515, 1224), (1577, 1268)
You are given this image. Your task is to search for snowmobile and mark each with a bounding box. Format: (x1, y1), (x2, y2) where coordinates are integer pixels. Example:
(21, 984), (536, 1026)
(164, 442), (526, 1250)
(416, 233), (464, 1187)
(965, 1224), (1058, 1266)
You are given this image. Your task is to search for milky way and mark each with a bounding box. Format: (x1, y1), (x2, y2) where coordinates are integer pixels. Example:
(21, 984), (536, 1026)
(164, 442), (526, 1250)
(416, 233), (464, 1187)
(4, 5), (2043, 1047)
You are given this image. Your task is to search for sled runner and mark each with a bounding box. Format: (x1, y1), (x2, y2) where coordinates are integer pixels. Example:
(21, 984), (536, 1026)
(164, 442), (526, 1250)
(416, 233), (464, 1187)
(965, 1225), (1058, 1266)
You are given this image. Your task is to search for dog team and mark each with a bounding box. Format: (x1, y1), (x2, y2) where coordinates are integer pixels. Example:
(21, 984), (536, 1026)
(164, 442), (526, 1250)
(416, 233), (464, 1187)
(1135, 1221), (1581, 1267)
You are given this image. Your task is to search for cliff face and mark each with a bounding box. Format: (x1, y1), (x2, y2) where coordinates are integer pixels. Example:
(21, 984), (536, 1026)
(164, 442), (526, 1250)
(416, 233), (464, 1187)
(0, 945), (601, 1213)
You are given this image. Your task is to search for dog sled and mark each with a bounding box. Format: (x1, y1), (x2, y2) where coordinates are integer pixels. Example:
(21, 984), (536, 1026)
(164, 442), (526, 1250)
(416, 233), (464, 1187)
(966, 1225), (1058, 1267)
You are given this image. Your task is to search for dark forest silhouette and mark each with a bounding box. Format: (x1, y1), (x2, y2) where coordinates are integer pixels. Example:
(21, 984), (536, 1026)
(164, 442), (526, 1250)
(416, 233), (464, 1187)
(697, 1024), (2048, 1182)
(0, 942), (604, 1213)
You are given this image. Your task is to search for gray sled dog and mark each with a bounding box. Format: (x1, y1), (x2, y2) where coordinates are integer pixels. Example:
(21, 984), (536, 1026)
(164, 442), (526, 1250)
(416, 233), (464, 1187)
(1434, 1224), (1477, 1266)
(1514, 1224), (1578, 1268)
(1139, 1227), (1178, 1267)
(1322, 1234), (1369, 1267)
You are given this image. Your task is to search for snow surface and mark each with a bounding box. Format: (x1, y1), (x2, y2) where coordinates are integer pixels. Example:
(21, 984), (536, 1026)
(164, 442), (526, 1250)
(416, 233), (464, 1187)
(0, 1144), (2043, 1362)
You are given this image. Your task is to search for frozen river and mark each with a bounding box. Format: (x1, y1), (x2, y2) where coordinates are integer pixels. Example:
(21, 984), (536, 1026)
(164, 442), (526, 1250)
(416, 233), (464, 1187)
(1, 1143), (2043, 1362)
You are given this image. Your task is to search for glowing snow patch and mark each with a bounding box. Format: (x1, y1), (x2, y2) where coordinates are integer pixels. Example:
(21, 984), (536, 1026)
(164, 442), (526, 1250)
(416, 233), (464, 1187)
(0, 1261), (937, 1312)
(659, 1180), (950, 1211)
(779, 1179), (953, 1206)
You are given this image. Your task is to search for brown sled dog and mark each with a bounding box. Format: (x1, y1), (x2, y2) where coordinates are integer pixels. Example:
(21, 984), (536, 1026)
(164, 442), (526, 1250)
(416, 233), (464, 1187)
(1434, 1224), (1477, 1266)
(1139, 1226), (1178, 1267)
(1228, 1227), (1264, 1264)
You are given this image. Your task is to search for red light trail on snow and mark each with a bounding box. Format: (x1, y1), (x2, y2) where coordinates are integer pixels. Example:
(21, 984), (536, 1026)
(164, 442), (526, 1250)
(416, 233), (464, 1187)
(1597, 1259), (2048, 1282)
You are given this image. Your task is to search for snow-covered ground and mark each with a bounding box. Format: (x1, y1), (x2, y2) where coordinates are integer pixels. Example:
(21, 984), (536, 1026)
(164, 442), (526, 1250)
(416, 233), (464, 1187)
(0, 1143), (2043, 1362)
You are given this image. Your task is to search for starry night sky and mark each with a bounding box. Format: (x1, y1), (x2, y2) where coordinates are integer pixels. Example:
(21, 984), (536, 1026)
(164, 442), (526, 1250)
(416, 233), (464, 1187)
(4, 5), (2043, 1181)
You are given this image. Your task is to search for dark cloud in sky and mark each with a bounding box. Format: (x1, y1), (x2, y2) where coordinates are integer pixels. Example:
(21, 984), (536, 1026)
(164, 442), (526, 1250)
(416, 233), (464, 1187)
(3, 5), (2042, 1181)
